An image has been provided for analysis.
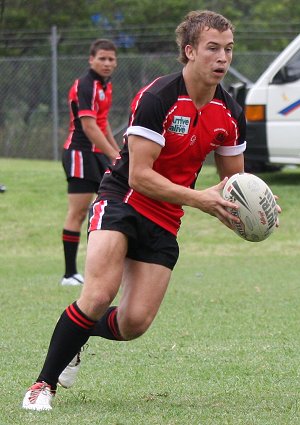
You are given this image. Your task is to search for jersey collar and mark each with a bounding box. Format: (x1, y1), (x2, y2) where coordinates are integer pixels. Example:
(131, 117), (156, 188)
(89, 69), (111, 90)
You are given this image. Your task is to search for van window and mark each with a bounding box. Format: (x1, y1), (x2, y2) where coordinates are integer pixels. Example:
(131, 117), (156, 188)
(273, 49), (300, 84)
(285, 50), (300, 81)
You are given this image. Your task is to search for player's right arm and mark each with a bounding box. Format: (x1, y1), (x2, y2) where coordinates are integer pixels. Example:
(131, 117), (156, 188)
(128, 134), (240, 229)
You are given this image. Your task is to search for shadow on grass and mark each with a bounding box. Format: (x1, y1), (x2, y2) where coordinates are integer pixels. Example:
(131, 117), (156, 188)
(257, 170), (300, 186)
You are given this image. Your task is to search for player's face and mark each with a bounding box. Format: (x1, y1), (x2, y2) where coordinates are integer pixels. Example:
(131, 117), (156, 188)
(89, 49), (117, 78)
(186, 28), (234, 86)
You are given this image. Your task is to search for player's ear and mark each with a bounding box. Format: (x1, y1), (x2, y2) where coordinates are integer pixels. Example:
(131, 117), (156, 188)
(185, 45), (195, 61)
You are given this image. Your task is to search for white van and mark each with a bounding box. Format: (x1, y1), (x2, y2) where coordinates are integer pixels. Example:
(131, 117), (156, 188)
(232, 34), (300, 171)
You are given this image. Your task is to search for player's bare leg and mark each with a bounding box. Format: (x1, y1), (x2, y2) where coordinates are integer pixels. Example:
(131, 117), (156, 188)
(58, 234), (171, 388)
(117, 259), (172, 339)
(64, 193), (94, 231)
(77, 230), (128, 319)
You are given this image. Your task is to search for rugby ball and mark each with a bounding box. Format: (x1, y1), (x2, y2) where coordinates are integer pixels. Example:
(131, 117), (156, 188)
(222, 172), (278, 242)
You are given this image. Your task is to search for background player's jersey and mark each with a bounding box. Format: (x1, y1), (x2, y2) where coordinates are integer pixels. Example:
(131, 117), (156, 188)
(100, 71), (246, 235)
(64, 69), (112, 153)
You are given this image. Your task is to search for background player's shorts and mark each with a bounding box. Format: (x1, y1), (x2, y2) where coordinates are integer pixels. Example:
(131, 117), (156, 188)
(89, 199), (179, 270)
(62, 149), (110, 194)
(67, 177), (99, 194)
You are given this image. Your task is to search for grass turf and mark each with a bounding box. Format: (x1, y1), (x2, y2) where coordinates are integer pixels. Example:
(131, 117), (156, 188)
(0, 158), (300, 424)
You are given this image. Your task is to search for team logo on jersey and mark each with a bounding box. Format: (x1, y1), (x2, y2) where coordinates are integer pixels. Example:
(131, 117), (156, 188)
(168, 116), (191, 134)
(99, 89), (105, 101)
(211, 128), (228, 147)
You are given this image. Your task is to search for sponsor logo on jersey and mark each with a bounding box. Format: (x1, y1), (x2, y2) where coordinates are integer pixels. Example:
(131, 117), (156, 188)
(168, 116), (191, 134)
(190, 135), (197, 146)
(99, 89), (105, 101)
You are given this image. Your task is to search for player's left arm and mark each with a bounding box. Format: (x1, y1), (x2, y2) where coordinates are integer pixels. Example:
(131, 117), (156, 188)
(214, 152), (244, 180)
(214, 105), (246, 180)
(105, 120), (120, 151)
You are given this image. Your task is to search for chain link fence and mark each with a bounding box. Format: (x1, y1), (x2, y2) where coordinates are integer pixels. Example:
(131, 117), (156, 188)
(0, 49), (278, 160)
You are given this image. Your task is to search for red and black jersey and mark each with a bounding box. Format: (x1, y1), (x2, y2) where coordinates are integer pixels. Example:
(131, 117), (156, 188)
(63, 69), (113, 153)
(99, 71), (246, 235)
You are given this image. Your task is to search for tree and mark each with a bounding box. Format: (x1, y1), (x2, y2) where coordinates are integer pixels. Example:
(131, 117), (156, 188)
(0, 0), (298, 54)
(0, 0), (91, 29)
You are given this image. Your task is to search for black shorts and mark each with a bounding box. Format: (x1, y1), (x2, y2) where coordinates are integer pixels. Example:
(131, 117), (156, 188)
(62, 149), (110, 194)
(89, 199), (179, 270)
(67, 177), (99, 194)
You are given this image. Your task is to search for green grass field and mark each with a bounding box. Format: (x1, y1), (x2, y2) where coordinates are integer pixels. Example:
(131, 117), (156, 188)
(1, 158), (300, 425)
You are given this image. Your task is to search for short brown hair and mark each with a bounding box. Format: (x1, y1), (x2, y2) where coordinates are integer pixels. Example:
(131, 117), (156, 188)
(175, 10), (234, 64)
(89, 39), (117, 56)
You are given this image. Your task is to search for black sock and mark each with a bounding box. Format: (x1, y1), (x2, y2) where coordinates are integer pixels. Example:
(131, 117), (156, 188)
(90, 306), (125, 340)
(62, 229), (80, 277)
(37, 302), (96, 389)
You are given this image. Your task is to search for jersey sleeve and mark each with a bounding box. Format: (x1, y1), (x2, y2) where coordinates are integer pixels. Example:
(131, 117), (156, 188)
(77, 77), (97, 119)
(127, 92), (167, 145)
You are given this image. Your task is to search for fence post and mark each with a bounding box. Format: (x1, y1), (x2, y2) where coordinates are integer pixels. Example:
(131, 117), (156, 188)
(51, 25), (59, 161)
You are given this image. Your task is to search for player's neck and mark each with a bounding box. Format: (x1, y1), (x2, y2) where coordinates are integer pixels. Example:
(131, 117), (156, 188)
(183, 67), (217, 109)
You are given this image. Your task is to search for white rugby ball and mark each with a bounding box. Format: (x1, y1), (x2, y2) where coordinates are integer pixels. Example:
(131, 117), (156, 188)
(222, 172), (278, 242)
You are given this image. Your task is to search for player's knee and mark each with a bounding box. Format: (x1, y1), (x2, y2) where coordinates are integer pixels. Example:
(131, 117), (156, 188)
(119, 312), (153, 340)
(78, 291), (113, 319)
(66, 209), (87, 228)
(77, 208), (88, 224)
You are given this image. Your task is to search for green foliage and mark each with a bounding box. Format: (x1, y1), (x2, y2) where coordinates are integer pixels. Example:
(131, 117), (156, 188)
(0, 0), (298, 54)
(0, 0), (91, 29)
(1, 159), (300, 424)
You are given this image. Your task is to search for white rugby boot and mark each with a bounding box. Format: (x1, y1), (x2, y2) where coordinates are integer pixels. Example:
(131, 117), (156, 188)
(22, 381), (54, 411)
(58, 350), (82, 388)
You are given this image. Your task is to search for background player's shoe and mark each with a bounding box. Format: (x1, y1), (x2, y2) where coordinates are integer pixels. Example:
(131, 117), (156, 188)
(58, 350), (82, 388)
(60, 273), (84, 286)
(22, 381), (55, 411)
